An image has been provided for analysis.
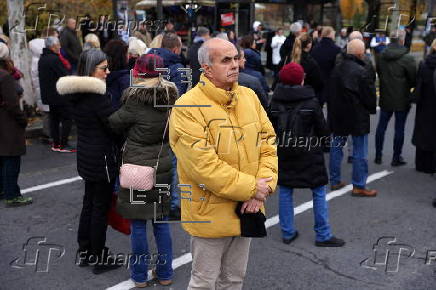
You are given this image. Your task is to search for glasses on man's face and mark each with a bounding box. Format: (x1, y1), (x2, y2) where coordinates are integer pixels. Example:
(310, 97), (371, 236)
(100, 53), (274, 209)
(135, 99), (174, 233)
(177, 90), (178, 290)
(96, 65), (109, 71)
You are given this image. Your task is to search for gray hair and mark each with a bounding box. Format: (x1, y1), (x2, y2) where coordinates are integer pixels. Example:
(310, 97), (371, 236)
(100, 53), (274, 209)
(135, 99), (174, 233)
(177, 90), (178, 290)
(197, 26), (210, 37)
(390, 29), (406, 43)
(77, 48), (107, 76)
(45, 36), (59, 48)
(198, 40), (212, 66)
(290, 22), (302, 34)
(215, 32), (229, 41)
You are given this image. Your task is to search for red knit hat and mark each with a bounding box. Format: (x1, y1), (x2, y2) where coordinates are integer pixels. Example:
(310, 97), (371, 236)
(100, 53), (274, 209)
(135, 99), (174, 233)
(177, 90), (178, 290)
(279, 62), (305, 85)
(133, 53), (164, 78)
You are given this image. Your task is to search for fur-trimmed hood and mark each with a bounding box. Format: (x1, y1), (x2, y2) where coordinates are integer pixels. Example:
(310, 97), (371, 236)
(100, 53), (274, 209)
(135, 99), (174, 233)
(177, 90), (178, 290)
(57, 76), (106, 96)
(121, 77), (178, 111)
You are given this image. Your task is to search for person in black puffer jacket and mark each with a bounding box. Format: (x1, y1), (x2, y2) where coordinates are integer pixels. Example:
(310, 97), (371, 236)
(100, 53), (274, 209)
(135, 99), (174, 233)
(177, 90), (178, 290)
(269, 62), (344, 247)
(56, 48), (120, 275)
(108, 54), (176, 287)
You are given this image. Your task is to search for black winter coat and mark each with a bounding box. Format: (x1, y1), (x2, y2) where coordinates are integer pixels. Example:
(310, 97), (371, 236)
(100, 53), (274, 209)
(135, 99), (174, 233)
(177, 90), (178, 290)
(56, 76), (118, 182)
(188, 40), (204, 87)
(300, 52), (324, 96)
(311, 38), (341, 104)
(238, 72), (269, 110)
(38, 48), (68, 106)
(412, 53), (436, 152)
(60, 27), (82, 65)
(108, 77), (178, 220)
(0, 69), (27, 156)
(269, 84), (329, 189)
(328, 54), (377, 136)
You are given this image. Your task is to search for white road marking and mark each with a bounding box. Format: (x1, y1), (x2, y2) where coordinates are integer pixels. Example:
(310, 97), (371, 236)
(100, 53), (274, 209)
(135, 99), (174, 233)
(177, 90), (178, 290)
(106, 170), (393, 290)
(21, 176), (82, 194)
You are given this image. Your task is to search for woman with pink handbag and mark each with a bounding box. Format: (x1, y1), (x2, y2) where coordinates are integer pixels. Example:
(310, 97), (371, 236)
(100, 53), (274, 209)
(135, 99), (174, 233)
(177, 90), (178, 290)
(108, 54), (177, 288)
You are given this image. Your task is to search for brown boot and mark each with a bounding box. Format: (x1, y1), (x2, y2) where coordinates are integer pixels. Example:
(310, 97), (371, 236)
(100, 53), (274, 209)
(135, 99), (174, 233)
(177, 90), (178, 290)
(331, 182), (347, 191)
(352, 187), (377, 197)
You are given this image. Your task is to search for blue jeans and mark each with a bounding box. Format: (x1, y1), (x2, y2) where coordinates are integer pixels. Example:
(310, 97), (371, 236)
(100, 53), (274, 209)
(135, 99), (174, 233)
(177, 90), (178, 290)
(330, 135), (368, 189)
(169, 149), (180, 210)
(279, 185), (332, 242)
(130, 219), (173, 283)
(375, 110), (409, 160)
(0, 156), (22, 200)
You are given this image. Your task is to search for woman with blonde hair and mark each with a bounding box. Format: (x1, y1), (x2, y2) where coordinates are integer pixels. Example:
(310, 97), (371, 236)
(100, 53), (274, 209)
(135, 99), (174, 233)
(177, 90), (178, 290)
(287, 32), (323, 100)
(149, 34), (163, 49)
(83, 33), (101, 50)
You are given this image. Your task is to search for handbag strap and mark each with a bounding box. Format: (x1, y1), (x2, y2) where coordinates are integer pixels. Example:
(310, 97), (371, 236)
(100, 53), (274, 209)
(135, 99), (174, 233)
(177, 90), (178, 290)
(155, 113), (170, 170)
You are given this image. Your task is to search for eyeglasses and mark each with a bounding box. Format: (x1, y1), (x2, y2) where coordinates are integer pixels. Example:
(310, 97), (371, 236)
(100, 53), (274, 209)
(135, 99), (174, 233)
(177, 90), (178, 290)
(96, 65), (109, 71)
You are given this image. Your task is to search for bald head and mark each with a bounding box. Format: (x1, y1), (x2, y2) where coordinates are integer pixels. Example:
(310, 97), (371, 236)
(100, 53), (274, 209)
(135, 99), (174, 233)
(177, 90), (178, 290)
(198, 38), (239, 90)
(348, 31), (363, 41)
(347, 39), (365, 56)
(198, 38), (236, 66)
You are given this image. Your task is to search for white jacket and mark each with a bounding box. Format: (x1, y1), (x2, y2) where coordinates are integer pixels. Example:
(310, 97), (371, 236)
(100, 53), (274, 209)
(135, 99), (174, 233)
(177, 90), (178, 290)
(271, 35), (286, 65)
(29, 38), (49, 112)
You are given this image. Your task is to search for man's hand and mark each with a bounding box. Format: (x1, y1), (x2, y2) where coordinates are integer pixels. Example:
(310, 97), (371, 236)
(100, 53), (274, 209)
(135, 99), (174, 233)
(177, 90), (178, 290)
(254, 177), (273, 201)
(240, 198), (264, 214)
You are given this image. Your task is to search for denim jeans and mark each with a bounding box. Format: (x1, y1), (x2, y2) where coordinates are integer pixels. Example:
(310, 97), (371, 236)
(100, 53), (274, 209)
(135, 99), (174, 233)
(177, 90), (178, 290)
(169, 149), (180, 210)
(330, 135), (368, 189)
(375, 110), (409, 160)
(130, 219), (173, 283)
(0, 156), (22, 200)
(279, 185), (332, 242)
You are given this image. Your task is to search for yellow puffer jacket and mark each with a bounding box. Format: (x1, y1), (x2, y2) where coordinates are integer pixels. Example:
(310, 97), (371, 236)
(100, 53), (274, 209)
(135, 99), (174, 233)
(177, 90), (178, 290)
(169, 74), (278, 238)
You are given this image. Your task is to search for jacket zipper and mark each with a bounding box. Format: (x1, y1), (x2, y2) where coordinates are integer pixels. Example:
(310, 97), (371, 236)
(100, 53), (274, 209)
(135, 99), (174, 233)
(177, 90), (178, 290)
(104, 155), (111, 183)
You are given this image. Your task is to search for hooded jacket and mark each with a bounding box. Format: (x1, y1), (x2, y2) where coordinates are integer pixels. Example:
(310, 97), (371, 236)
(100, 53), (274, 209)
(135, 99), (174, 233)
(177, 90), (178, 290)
(412, 53), (436, 152)
(169, 74), (278, 238)
(377, 43), (417, 111)
(106, 69), (130, 110)
(108, 77), (178, 220)
(57, 76), (118, 182)
(150, 48), (187, 95)
(328, 54), (377, 136)
(269, 84), (329, 188)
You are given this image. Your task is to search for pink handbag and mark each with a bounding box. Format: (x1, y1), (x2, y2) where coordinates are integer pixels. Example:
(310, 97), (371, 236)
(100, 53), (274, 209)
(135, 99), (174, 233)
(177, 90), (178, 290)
(119, 117), (169, 191)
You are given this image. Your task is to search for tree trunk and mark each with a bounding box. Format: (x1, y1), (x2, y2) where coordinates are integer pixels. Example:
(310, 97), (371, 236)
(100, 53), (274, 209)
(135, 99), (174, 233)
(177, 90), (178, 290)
(7, 0), (34, 106)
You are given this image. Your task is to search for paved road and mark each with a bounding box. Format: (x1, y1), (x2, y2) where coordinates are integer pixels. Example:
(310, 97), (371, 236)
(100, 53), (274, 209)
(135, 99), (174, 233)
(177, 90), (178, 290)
(1, 106), (436, 290)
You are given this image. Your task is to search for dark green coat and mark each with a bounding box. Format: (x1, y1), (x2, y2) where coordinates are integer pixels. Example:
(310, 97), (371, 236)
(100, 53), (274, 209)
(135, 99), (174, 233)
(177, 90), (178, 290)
(377, 43), (417, 111)
(108, 78), (177, 220)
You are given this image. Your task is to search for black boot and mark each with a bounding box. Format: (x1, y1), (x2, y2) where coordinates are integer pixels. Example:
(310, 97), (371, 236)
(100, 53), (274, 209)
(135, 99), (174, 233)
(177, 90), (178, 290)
(432, 198), (436, 208)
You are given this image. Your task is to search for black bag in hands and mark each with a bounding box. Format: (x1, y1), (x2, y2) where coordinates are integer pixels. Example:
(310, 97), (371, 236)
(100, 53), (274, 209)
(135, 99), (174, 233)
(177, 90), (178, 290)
(235, 202), (267, 238)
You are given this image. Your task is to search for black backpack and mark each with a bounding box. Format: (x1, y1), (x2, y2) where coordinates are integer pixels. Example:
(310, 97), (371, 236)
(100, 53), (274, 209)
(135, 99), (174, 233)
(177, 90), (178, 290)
(270, 101), (315, 153)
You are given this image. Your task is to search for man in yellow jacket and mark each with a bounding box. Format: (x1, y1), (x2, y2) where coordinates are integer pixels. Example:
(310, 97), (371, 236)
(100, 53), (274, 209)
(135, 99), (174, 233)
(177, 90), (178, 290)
(170, 37), (278, 289)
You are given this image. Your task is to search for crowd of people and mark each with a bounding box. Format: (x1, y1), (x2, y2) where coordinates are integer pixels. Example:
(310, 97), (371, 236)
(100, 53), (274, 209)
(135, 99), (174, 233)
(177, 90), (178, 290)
(0, 17), (436, 288)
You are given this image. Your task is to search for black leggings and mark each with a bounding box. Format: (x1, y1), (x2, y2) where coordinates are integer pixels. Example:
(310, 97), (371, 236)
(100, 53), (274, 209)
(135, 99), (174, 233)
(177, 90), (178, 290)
(49, 105), (72, 146)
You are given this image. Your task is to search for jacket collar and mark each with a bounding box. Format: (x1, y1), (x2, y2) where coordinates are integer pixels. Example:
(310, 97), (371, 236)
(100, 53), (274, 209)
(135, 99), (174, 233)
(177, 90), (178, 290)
(56, 76), (106, 95)
(343, 54), (365, 66)
(198, 74), (239, 109)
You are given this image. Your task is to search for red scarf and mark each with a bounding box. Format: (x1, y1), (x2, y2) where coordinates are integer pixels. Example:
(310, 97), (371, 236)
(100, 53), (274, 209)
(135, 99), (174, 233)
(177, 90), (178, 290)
(58, 53), (72, 72)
